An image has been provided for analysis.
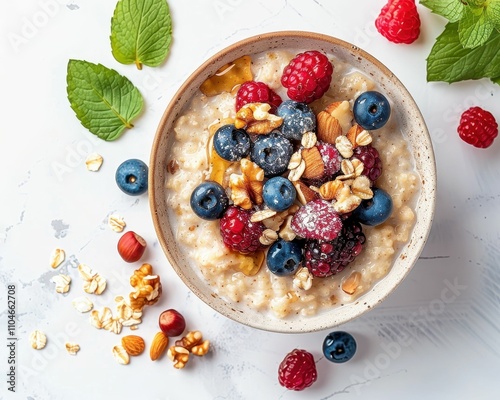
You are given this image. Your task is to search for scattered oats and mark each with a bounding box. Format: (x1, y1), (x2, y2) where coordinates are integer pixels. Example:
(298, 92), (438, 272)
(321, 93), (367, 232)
(30, 330), (47, 350)
(108, 214), (126, 233)
(51, 274), (71, 294)
(49, 248), (65, 269)
(71, 296), (94, 313)
(65, 342), (80, 355)
(112, 345), (130, 365)
(85, 153), (103, 172)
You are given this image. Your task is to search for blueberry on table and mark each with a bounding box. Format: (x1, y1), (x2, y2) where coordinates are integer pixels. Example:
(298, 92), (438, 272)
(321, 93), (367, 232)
(353, 91), (391, 130)
(262, 176), (296, 212)
(353, 187), (393, 226)
(250, 131), (293, 177)
(322, 331), (357, 363)
(115, 159), (149, 196)
(266, 239), (303, 277)
(190, 181), (229, 220)
(213, 124), (251, 161)
(276, 100), (316, 141)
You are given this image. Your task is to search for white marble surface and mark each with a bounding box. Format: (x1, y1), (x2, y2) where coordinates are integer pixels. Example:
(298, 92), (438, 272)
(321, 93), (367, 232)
(1, 0), (500, 399)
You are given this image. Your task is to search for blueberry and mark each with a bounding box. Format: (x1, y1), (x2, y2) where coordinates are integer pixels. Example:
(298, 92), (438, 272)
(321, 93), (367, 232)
(190, 181), (229, 220)
(277, 100), (316, 141)
(115, 159), (148, 196)
(213, 124), (251, 161)
(353, 187), (393, 226)
(251, 131), (293, 177)
(263, 177), (296, 212)
(322, 331), (357, 363)
(266, 239), (303, 276)
(353, 91), (391, 130)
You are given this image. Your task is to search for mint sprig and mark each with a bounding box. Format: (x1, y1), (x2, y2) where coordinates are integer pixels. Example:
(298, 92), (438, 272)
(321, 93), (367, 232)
(110, 0), (172, 69)
(66, 60), (143, 141)
(422, 0), (500, 85)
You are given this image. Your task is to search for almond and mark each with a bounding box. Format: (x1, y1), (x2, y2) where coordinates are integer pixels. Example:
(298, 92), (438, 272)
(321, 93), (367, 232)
(301, 147), (325, 180)
(316, 110), (342, 144)
(150, 331), (169, 361)
(294, 181), (318, 204)
(121, 335), (145, 356)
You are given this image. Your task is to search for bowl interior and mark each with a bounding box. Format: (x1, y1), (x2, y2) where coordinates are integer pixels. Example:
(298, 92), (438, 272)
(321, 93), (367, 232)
(149, 31), (436, 333)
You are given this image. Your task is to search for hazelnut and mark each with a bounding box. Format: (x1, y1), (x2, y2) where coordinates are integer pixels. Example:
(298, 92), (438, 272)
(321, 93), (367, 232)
(117, 231), (147, 263)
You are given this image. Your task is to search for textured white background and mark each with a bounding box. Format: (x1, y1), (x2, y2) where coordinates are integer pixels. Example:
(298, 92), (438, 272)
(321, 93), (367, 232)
(1, 0), (500, 399)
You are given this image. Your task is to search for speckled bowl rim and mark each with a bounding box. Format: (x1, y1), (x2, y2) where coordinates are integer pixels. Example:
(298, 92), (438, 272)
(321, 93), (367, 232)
(149, 31), (437, 333)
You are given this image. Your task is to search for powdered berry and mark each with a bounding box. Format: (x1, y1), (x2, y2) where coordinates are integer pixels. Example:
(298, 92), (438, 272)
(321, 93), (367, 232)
(457, 106), (498, 148)
(304, 219), (365, 277)
(375, 0), (421, 44)
(281, 50), (333, 104)
(219, 206), (266, 254)
(278, 349), (317, 391)
(235, 81), (282, 112)
(291, 199), (343, 241)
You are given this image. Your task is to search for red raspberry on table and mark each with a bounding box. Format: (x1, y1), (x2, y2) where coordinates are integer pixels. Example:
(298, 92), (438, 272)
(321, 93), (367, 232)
(375, 0), (421, 44)
(219, 206), (266, 254)
(235, 81), (282, 112)
(281, 50), (333, 104)
(278, 349), (317, 391)
(457, 106), (498, 148)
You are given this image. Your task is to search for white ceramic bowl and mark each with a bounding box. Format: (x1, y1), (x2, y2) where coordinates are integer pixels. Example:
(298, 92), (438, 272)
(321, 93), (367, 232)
(149, 31), (436, 333)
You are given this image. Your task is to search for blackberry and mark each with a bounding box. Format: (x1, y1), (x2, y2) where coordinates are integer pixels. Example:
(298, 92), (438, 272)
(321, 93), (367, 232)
(352, 144), (382, 184)
(304, 219), (365, 277)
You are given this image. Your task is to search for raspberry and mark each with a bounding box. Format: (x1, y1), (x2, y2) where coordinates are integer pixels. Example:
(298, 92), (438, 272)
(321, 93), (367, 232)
(278, 349), (317, 391)
(304, 219), (366, 277)
(291, 199), (343, 241)
(457, 106), (498, 148)
(352, 144), (382, 184)
(375, 0), (421, 44)
(281, 51), (333, 104)
(219, 206), (266, 254)
(235, 81), (282, 112)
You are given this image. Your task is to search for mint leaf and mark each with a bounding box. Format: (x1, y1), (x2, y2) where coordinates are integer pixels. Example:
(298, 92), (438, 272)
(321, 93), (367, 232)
(111, 0), (172, 69)
(486, 0), (500, 28)
(458, 5), (495, 48)
(66, 60), (143, 141)
(492, 76), (500, 85)
(420, 0), (465, 22)
(427, 22), (500, 83)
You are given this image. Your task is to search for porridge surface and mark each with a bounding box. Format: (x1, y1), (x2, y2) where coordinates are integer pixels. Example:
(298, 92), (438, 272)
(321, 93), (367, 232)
(165, 50), (420, 319)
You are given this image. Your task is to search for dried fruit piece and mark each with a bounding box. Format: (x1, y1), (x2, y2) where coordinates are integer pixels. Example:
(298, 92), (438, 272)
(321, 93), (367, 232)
(200, 56), (253, 96)
(235, 250), (266, 276)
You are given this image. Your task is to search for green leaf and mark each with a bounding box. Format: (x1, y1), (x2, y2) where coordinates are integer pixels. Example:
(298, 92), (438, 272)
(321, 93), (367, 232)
(427, 22), (500, 83)
(486, 0), (500, 28)
(419, 0), (465, 22)
(66, 60), (143, 141)
(458, 5), (495, 48)
(110, 0), (172, 69)
(492, 76), (500, 85)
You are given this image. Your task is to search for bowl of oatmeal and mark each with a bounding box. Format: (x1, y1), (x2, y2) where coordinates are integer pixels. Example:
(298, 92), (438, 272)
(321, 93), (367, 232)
(149, 31), (436, 333)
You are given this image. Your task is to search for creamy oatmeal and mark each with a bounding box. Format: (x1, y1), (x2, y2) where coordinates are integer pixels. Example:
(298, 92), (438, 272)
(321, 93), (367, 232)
(165, 50), (419, 319)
